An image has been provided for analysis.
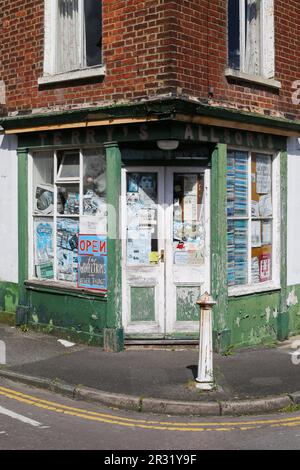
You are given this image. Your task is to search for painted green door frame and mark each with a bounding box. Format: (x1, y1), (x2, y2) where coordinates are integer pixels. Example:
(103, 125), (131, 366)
(104, 142), (124, 351)
(278, 150), (288, 340)
(210, 143), (231, 352)
(16, 147), (30, 325)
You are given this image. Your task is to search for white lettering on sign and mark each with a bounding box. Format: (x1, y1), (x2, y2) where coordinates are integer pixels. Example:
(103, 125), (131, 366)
(86, 129), (96, 144)
(185, 124), (194, 140)
(139, 124), (148, 140)
(235, 132), (243, 146)
(53, 132), (62, 146)
(72, 131), (80, 145)
(198, 126), (208, 141)
(247, 133), (255, 148)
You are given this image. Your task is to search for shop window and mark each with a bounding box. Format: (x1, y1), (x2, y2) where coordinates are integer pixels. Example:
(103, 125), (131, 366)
(30, 148), (106, 286)
(228, 0), (275, 78)
(42, 0), (102, 77)
(227, 150), (279, 291)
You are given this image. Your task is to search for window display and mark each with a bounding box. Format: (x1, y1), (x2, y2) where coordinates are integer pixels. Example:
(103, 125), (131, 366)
(31, 148), (106, 288)
(227, 150), (274, 288)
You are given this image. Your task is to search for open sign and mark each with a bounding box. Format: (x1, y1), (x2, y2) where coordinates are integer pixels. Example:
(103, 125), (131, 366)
(78, 235), (108, 291)
(78, 235), (107, 256)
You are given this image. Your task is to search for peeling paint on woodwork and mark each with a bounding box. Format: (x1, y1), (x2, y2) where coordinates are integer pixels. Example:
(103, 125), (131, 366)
(32, 314), (38, 324)
(131, 287), (155, 322)
(0, 283), (18, 314)
(89, 325), (95, 335)
(236, 316), (241, 327)
(176, 286), (201, 322)
(272, 308), (278, 319)
(287, 288), (298, 307)
(266, 306), (271, 322)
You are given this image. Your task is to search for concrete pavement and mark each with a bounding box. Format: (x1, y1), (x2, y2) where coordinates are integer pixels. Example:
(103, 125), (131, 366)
(0, 325), (300, 416)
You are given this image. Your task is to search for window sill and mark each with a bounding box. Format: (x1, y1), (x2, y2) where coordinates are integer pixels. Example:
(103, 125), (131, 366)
(25, 279), (107, 300)
(225, 68), (281, 90)
(228, 282), (281, 298)
(38, 66), (106, 86)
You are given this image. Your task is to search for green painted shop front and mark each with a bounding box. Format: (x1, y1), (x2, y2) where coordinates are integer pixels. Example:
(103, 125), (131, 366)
(5, 102), (297, 352)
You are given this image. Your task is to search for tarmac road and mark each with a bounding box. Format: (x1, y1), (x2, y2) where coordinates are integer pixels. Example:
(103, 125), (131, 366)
(0, 378), (300, 451)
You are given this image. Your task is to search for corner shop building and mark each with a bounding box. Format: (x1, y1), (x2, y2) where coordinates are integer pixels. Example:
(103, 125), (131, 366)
(1, 100), (300, 352)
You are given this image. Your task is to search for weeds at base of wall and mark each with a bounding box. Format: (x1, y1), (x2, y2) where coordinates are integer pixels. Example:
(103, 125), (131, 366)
(221, 345), (236, 356)
(20, 324), (28, 333)
(280, 403), (300, 413)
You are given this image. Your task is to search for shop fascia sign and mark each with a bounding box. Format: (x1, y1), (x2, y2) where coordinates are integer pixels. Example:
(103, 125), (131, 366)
(23, 122), (285, 151)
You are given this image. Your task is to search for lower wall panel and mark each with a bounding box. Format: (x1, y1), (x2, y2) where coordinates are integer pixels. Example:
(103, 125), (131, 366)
(28, 290), (107, 346)
(286, 284), (300, 336)
(0, 282), (19, 314)
(228, 291), (281, 348)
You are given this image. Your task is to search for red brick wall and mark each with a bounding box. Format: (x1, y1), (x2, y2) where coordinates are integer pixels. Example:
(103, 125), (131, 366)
(0, 0), (299, 119)
(171, 0), (300, 119)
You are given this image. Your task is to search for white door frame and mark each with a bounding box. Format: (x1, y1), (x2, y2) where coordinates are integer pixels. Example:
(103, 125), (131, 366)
(165, 167), (211, 334)
(121, 166), (211, 336)
(121, 167), (165, 335)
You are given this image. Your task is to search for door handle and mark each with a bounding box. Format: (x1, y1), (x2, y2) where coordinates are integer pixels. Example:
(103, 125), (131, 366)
(159, 249), (165, 263)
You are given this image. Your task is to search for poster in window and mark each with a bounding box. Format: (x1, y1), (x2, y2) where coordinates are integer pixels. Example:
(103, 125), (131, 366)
(34, 219), (54, 279)
(251, 221), (261, 248)
(80, 215), (107, 236)
(259, 253), (272, 283)
(128, 173), (139, 193)
(256, 155), (272, 195)
(258, 194), (272, 217)
(78, 235), (108, 291)
(57, 218), (79, 283)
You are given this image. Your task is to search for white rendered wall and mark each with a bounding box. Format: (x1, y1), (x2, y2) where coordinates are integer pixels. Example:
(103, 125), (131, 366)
(0, 134), (18, 283)
(287, 137), (300, 286)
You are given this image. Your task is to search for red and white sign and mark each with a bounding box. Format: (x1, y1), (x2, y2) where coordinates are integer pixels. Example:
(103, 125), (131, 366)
(259, 253), (272, 283)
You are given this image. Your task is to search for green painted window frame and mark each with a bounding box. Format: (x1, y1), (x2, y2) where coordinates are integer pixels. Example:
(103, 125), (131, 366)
(27, 146), (108, 293)
(226, 148), (281, 296)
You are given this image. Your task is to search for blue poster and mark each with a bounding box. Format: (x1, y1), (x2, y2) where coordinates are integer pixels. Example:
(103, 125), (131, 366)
(78, 235), (107, 291)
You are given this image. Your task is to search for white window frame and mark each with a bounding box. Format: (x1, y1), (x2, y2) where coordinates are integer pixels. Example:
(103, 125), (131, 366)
(226, 0), (281, 89)
(227, 148), (281, 297)
(28, 147), (106, 289)
(39, 0), (106, 86)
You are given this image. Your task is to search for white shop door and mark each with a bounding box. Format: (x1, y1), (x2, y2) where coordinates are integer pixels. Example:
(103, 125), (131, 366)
(122, 167), (210, 337)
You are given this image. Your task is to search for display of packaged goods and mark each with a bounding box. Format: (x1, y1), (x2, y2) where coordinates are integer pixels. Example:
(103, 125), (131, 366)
(64, 191), (80, 215)
(227, 219), (248, 286)
(227, 151), (248, 218)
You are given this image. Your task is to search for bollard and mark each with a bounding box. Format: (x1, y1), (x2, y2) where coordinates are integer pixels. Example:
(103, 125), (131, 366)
(195, 292), (216, 391)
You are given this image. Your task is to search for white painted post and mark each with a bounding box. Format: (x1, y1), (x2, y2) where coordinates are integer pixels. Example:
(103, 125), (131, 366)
(196, 292), (216, 391)
(0, 340), (6, 365)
